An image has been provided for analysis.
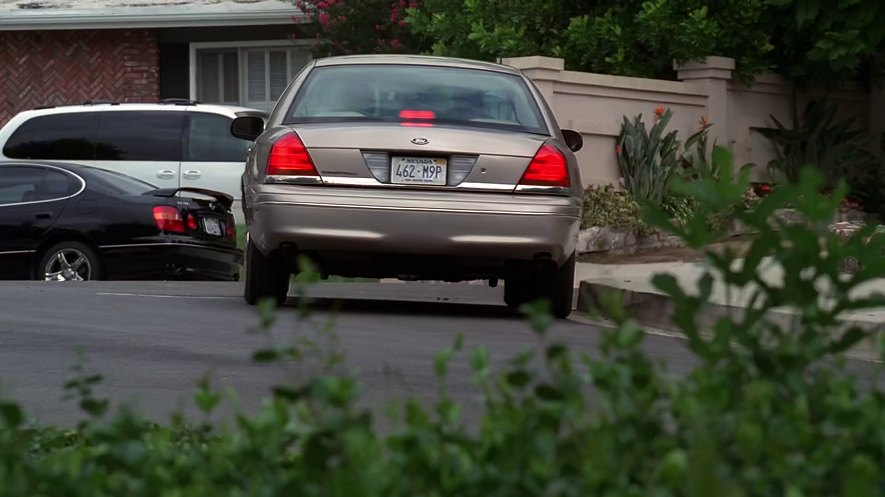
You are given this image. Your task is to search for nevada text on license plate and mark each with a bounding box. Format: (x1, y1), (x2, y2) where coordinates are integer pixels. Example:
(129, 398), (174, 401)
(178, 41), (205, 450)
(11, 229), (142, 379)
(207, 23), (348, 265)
(391, 157), (447, 185)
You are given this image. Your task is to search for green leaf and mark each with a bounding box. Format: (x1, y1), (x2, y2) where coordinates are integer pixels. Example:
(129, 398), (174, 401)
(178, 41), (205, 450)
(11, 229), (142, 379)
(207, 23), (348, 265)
(0, 401), (23, 428)
(652, 273), (686, 299)
(434, 347), (455, 378)
(506, 370), (531, 388)
(252, 349), (280, 363)
(535, 384), (565, 402)
(827, 327), (868, 354)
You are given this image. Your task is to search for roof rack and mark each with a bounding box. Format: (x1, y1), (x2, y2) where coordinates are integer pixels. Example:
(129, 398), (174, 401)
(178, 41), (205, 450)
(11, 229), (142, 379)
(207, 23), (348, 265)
(83, 100), (120, 106)
(159, 98), (200, 106)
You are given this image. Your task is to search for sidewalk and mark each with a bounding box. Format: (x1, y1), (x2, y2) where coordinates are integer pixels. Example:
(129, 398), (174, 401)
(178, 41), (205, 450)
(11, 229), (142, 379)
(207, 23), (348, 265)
(575, 260), (885, 360)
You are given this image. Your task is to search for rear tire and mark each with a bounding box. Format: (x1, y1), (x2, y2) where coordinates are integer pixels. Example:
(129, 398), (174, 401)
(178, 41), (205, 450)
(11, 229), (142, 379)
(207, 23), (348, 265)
(503, 253), (575, 319)
(38, 241), (103, 281)
(244, 238), (290, 306)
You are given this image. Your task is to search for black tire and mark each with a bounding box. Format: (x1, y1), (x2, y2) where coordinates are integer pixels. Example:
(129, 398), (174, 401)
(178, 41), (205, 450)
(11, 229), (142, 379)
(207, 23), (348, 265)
(504, 274), (531, 308)
(38, 241), (103, 281)
(503, 253), (575, 319)
(543, 253), (576, 319)
(243, 238), (290, 306)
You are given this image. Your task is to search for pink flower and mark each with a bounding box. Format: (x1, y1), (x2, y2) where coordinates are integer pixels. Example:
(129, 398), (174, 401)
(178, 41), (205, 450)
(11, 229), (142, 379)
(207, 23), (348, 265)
(318, 11), (330, 27)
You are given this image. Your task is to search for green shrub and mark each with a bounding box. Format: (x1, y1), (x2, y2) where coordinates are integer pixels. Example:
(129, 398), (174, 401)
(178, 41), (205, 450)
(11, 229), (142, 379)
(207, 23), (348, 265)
(758, 99), (881, 192)
(1, 147), (883, 496)
(616, 108), (681, 206)
(581, 184), (646, 231)
(617, 108), (714, 208)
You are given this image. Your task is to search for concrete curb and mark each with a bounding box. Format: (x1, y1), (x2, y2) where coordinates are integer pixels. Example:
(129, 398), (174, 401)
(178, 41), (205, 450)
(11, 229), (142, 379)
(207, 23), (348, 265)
(577, 281), (883, 362)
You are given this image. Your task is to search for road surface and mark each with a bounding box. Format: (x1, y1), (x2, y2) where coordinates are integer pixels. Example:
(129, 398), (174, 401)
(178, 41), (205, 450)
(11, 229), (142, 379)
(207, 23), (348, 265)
(0, 281), (878, 429)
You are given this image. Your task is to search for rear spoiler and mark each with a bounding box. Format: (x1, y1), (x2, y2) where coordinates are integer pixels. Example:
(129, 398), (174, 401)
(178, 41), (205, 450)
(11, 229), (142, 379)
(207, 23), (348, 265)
(142, 187), (234, 210)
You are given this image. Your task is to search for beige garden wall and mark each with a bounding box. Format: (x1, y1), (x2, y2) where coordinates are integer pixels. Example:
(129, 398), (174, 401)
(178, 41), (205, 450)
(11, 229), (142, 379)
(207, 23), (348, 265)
(502, 55), (877, 186)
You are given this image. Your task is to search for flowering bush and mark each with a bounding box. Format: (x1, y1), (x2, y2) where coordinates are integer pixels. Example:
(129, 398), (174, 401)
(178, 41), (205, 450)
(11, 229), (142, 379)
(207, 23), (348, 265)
(294, 0), (425, 56)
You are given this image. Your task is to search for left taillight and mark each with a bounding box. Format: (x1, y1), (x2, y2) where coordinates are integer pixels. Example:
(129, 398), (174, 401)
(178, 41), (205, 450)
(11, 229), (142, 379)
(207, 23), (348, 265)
(518, 143), (570, 188)
(153, 206), (185, 233)
(267, 132), (318, 176)
(226, 220), (236, 240)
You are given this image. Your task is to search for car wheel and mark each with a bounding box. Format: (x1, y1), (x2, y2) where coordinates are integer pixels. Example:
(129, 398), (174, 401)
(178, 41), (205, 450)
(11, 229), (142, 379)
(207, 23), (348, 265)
(244, 238), (290, 306)
(504, 253), (575, 319)
(38, 241), (103, 282)
(504, 274), (531, 308)
(542, 253), (575, 319)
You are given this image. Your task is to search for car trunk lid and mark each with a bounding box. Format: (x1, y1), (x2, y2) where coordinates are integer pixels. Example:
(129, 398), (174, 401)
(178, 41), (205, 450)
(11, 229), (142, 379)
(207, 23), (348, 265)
(289, 123), (548, 190)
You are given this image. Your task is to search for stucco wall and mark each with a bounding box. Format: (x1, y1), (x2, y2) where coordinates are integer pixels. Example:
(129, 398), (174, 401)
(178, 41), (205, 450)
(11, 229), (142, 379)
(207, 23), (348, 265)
(504, 56), (877, 187)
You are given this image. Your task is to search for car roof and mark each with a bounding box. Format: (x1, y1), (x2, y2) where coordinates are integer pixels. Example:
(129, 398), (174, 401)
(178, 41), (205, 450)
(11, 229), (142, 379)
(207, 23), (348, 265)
(12, 102), (264, 120)
(1, 159), (108, 174)
(313, 54), (523, 75)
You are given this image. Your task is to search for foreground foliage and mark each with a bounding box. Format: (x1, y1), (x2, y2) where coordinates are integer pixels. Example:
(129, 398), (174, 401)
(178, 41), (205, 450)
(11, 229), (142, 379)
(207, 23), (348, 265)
(2, 149), (884, 496)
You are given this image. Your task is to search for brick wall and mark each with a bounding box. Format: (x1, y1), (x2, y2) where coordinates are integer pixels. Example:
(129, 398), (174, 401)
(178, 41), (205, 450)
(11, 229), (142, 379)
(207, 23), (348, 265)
(0, 29), (160, 125)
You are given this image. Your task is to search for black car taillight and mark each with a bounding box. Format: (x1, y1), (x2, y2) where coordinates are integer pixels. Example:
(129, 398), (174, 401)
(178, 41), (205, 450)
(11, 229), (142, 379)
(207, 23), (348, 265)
(187, 213), (198, 231)
(153, 206), (185, 233)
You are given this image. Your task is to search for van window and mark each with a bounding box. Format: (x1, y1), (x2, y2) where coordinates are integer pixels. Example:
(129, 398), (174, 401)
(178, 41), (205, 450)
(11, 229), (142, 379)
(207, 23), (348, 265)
(3, 113), (99, 160)
(186, 112), (251, 162)
(95, 111), (184, 161)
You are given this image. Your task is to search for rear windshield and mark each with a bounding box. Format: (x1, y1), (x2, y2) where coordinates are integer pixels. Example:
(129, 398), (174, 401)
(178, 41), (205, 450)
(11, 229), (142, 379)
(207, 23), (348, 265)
(286, 65), (547, 134)
(86, 167), (157, 196)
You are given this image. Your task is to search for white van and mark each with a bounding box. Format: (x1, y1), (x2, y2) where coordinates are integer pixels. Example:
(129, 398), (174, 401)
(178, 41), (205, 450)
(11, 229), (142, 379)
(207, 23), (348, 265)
(0, 100), (266, 218)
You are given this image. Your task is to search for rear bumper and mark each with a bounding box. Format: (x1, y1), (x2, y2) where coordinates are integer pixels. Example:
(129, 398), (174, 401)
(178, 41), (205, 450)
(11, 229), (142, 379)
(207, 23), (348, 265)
(247, 185), (581, 264)
(99, 240), (243, 281)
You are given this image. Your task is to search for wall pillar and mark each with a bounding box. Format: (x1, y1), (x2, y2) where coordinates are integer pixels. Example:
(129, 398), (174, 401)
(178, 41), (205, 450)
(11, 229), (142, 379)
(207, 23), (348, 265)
(675, 56), (735, 151)
(500, 56), (564, 108)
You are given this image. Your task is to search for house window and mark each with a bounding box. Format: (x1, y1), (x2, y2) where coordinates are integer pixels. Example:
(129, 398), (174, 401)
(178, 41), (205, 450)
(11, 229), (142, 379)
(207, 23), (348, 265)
(193, 44), (311, 112)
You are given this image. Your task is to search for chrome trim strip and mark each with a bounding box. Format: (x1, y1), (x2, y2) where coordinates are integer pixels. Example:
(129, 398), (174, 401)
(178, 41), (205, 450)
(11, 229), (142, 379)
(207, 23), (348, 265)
(0, 164), (87, 208)
(256, 200), (578, 217)
(514, 185), (571, 194)
(266, 175), (323, 185)
(320, 177), (379, 186)
(279, 175), (518, 192)
(0, 249), (36, 255)
(98, 242), (240, 253)
(458, 182), (516, 191)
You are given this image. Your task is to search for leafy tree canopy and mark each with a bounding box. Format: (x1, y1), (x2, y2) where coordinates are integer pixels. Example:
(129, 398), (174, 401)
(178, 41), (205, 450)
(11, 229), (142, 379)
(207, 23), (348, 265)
(295, 0), (885, 88)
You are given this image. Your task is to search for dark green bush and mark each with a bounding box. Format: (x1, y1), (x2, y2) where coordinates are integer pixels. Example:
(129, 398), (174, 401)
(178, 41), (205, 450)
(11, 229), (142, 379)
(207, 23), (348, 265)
(1, 147), (884, 496)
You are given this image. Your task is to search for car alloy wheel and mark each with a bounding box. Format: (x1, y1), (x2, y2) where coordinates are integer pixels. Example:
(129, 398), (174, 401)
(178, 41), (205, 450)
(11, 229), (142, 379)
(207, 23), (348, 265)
(44, 248), (93, 281)
(39, 241), (103, 282)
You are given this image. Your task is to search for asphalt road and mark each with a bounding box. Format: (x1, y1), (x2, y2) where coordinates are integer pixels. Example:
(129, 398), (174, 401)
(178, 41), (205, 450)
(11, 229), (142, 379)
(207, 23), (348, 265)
(0, 281), (880, 429)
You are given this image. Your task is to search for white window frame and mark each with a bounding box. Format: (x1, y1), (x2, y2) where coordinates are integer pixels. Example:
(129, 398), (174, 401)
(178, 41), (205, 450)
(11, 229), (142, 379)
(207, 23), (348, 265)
(189, 40), (313, 108)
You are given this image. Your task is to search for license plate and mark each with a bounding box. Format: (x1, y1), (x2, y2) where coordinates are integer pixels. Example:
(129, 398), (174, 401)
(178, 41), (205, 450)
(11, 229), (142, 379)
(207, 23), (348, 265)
(390, 157), (447, 185)
(203, 218), (222, 236)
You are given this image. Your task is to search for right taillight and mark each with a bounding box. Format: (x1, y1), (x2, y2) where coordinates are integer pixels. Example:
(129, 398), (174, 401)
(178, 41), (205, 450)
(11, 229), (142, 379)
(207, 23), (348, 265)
(153, 206), (185, 233)
(267, 132), (318, 176)
(518, 143), (570, 188)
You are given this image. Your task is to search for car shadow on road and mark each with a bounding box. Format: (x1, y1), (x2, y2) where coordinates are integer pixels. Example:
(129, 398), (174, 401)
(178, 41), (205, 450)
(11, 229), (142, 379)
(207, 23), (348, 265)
(281, 295), (525, 319)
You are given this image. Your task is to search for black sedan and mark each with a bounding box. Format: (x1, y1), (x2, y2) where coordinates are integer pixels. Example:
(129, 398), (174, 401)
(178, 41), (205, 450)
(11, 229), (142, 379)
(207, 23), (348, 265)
(0, 161), (242, 281)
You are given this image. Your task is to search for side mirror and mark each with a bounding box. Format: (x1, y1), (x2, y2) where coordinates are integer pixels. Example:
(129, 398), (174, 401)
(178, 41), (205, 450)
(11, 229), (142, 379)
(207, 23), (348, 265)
(561, 129), (583, 152)
(231, 116), (265, 141)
